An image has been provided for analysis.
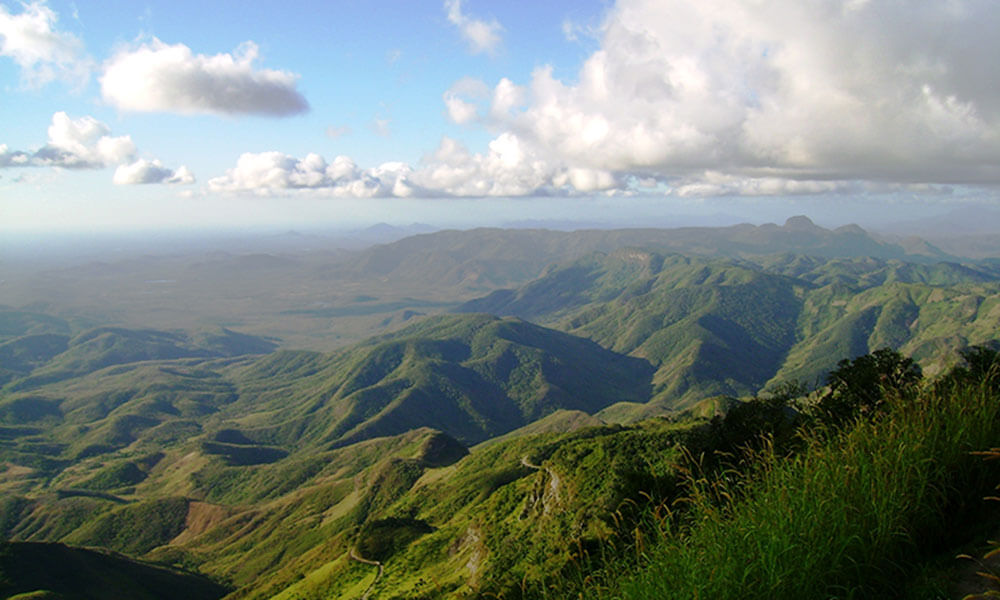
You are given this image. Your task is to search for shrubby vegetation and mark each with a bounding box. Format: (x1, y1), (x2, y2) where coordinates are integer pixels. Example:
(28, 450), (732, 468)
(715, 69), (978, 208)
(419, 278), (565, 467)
(3, 229), (1000, 598)
(571, 346), (1000, 600)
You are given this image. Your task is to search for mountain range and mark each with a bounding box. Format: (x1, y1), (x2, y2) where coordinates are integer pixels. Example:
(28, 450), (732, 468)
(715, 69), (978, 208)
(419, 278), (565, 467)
(2, 218), (1000, 598)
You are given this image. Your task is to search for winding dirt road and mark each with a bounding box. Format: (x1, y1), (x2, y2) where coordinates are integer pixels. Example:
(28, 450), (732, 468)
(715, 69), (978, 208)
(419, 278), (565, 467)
(349, 549), (384, 600)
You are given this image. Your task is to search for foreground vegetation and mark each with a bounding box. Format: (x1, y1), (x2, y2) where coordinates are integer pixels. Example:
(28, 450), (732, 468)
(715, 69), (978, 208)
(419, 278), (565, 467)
(570, 348), (1000, 599)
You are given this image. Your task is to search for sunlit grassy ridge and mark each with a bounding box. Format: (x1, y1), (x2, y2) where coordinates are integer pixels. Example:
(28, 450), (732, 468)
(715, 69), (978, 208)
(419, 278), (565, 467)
(587, 377), (1000, 599)
(461, 249), (1000, 410)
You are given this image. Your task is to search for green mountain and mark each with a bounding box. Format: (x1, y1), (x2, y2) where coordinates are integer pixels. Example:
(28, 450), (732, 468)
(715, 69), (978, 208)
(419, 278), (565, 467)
(3, 223), (1000, 599)
(329, 217), (952, 294)
(0, 310), (657, 599)
(459, 249), (1000, 410)
(0, 542), (228, 600)
(3, 325), (277, 391)
(203, 313), (653, 448)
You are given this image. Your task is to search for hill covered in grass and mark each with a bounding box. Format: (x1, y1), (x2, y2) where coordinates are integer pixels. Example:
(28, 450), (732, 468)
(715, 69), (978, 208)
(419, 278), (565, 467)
(0, 312), (659, 598)
(333, 217), (954, 291)
(0, 542), (229, 600)
(459, 249), (1000, 411)
(583, 354), (1000, 600)
(0, 344), (997, 599)
(0, 322), (277, 391)
(0, 314), (652, 498)
(3, 222), (1000, 598)
(197, 313), (654, 451)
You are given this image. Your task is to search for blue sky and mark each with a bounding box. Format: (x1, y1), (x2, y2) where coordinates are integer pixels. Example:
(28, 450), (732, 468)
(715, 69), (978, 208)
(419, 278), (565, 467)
(2, 0), (1000, 233)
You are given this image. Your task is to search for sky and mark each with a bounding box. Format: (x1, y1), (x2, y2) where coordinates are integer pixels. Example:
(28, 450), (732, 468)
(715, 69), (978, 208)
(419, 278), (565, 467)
(2, 0), (1000, 234)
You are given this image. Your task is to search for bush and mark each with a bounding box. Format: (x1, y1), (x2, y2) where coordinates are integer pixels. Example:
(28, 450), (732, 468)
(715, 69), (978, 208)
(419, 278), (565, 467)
(597, 370), (1000, 599)
(816, 347), (921, 427)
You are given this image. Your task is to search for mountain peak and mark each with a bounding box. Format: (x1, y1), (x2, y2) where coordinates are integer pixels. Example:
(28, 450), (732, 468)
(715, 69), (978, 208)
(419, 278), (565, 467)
(833, 224), (867, 235)
(783, 215), (822, 231)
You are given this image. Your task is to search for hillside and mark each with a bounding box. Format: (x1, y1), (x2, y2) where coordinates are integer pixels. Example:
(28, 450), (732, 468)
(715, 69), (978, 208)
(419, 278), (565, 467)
(1, 323), (277, 391)
(460, 249), (1000, 410)
(331, 217), (952, 290)
(0, 542), (229, 600)
(2, 224), (1000, 599)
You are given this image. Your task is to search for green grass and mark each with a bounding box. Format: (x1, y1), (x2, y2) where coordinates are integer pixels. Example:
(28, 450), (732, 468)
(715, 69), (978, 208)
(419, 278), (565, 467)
(594, 380), (1000, 599)
(0, 542), (229, 600)
(64, 498), (190, 556)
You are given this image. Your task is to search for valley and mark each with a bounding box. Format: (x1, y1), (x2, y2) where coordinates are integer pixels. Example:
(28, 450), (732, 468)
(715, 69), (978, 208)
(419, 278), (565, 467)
(2, 218), (1000, 599)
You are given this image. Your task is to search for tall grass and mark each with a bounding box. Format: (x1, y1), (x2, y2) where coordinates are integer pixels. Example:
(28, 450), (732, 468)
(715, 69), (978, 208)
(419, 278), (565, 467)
(598, 381), (1000, 599)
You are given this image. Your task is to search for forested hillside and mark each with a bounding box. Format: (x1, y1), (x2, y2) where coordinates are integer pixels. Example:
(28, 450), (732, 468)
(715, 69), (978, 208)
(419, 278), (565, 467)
(2, 223), (1000, 599)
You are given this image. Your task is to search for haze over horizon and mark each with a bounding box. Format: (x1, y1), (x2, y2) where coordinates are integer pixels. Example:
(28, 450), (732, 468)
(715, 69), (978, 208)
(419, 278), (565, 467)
(3, 0), (1000, 234)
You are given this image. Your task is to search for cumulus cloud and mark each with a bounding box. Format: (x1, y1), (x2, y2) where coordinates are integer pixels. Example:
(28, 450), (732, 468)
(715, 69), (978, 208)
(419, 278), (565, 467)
(442, 77), (489, 124)
(208, 137), (619, 198)
(0, 1), (91, 86)
(0, 144), (31, 167)
(23, 111), (135, 168)
(211, 0), (1000, 199)
(208, 152), (412, 197)
(1, 112), (190, 185)
(100, 39), (308, 116)
(113, 159), (194, 185)
(444, 0), (502, 55)
(480, 0), (1000, 188)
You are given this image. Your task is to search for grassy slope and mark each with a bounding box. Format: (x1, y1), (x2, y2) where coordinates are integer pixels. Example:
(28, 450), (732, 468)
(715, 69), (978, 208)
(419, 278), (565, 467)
(0, 314), (651, 499)
(214, 313), (653, 448)
(596, 380), (1000, 600)
(217, 418), (692, 600)
(3, 244), (1000, 598)
(0, 542), (229, 600)
(461, 250), (1000, 410)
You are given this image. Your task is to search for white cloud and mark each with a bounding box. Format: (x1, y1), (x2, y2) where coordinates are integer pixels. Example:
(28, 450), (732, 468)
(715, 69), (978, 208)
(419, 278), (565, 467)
(208, 152), (410, 197)
(490, 77), (524, 119)
(0, 1), (90, 86)
(444, 93), (478, 124)
(481, 0), (1000, 188)
(325, 125), (352, 139)
(113, 159), (194, 185)
(1, 113), (189, 186)
(100, 39), (308, 116)
(0, 144), (31, 167)
(207, 0), (1000, 200)
(442, 77), (489, 124)
(444, 0), (502, 55)
(33, 111), (135, 168)
(208, 136), (619, 198)
(670, 172), (856, 197)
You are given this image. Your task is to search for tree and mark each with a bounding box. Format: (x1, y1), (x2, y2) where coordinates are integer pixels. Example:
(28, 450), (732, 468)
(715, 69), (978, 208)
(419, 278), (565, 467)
(816, 348), (922, 427)
(937, 344), (1000, 392)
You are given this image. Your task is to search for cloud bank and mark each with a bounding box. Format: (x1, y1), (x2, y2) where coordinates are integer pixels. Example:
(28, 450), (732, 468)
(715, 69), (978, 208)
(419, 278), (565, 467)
(214, 0), (1000, 199)
(101, 39), (308, 116)
(0, 112), (192, 185)
(493, 0), (1000, 188)
(0, 112), (135, 168)
(0, 1), (90, 87)
(208, 152), (414, 197)
(208, 135), (618, 198)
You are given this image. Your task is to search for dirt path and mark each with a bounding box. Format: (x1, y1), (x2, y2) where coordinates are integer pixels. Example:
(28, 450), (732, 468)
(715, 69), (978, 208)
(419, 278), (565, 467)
(348, 549), (384, 600)
(521, 456), (561, 507)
